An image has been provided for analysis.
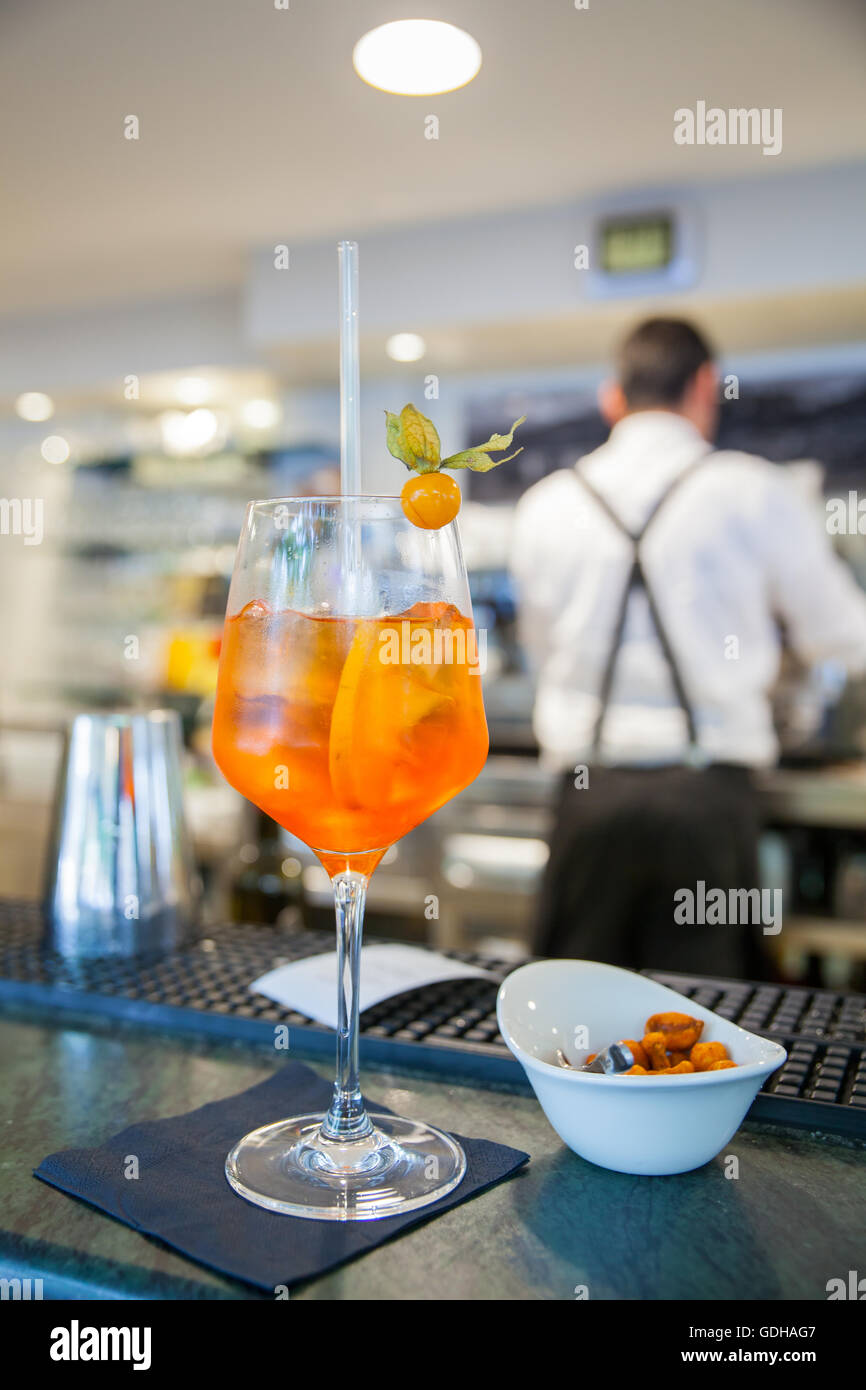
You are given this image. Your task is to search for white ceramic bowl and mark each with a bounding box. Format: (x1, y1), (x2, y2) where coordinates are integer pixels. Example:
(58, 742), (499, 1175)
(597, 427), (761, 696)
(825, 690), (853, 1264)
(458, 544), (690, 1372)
(497, 959), (786, 1175)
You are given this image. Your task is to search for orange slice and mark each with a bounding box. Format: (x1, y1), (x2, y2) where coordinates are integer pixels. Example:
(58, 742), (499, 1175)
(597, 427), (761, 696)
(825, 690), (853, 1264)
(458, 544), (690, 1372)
(328, 623), (378, 808)
(328, 620), (453, 811)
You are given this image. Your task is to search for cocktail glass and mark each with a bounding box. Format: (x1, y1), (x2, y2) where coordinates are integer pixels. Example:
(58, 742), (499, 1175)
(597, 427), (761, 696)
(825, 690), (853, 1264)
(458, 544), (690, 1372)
(212, 496), (488, 1219)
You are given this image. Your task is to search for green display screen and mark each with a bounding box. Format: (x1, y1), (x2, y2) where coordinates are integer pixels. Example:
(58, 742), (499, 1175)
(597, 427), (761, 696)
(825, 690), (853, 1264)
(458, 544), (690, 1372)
(600, 214), (673, 274)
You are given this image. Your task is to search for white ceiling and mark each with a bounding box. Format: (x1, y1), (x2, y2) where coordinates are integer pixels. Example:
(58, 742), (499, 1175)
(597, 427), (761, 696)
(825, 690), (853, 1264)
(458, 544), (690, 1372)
(1, 0), (865, 316)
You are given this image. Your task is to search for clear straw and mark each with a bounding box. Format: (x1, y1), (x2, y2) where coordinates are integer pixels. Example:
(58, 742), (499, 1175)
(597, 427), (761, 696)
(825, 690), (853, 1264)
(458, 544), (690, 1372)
(338, 241), (362, 496)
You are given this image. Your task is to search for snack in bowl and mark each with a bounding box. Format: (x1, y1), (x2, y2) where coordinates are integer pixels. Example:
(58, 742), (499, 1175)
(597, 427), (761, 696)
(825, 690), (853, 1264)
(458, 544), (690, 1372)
(496, 959), (787, 1175)
(589, 1011), (735, 1077)
(625, 1060), (695, 1075)
(691, 1041), (730, 1071)
(645, 1011), (704, 1051)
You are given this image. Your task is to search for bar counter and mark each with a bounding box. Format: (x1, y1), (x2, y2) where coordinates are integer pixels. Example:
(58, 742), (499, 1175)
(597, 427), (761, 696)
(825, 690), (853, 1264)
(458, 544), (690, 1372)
(1, 1007), (863, 1300)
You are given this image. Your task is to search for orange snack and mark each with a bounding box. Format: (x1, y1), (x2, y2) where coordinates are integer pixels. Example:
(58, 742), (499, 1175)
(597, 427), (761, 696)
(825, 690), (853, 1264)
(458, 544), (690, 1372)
(645, 1011), (704, 1051)
(621, 1039), (649, 1069)
(585, 1052), (597, 1065)
(642, 1031), (671, 1070)
(590, 1014), (740, 1077)
(690, 1041), (730, 1071)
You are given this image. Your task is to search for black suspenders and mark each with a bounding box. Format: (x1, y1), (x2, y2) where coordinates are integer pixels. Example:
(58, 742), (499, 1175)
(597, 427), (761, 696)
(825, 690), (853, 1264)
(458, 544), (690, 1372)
(573, 457), (711, 764)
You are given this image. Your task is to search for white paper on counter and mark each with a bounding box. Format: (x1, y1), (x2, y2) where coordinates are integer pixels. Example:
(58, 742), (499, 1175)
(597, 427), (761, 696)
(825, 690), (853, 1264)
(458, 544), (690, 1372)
(250, 944), (497, 1030)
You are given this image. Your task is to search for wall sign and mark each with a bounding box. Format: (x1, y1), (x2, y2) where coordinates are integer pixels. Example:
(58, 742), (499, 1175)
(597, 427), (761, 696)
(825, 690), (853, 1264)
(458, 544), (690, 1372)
(586, 200), (700, 298)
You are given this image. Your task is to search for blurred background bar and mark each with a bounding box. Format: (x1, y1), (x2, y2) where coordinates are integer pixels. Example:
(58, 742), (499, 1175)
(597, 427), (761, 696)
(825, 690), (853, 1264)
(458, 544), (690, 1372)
(0, 0), (865, 987)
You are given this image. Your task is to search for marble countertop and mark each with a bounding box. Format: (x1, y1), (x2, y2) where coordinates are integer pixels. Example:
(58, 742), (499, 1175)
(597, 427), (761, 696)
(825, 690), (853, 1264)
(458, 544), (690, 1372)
(0, 1007), (863, 1301)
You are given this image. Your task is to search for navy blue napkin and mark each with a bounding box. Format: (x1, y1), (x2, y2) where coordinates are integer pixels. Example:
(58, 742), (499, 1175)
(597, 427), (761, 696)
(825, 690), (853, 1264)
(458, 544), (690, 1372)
(34, 1062), (529, 1291)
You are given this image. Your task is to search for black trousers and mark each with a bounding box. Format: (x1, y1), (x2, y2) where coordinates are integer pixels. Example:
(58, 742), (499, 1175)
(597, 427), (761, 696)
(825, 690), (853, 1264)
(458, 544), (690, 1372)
(534, 764), (767, 980)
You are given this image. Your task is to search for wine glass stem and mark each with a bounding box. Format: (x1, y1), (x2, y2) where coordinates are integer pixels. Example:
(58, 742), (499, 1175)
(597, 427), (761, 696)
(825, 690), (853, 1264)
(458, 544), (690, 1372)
(320, 870), (374, 1144)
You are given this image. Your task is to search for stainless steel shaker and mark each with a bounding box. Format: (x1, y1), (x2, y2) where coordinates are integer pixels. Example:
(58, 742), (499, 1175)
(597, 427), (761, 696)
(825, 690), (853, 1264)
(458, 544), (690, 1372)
(45, 709), (200, 958)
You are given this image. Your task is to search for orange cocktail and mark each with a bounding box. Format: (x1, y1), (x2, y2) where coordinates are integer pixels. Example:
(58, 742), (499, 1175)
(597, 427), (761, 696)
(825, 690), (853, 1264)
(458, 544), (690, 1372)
(212, 597), (488, 876)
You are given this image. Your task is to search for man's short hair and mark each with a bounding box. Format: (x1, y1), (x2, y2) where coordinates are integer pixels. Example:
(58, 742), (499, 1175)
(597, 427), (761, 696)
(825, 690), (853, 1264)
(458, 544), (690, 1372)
(617, 317), (715, 409)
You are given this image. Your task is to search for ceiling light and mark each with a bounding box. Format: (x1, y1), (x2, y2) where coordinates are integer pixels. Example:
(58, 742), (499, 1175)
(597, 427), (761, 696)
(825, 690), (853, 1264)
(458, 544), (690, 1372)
(40, 435), (70, 464)
(16, 391), (54, 422)
(159, 408), (221, 457)
(240, 399), (281, 430)
(386, 332), (427, 363)
(175, 376), (212, 406)
(353, 20), (482, 96)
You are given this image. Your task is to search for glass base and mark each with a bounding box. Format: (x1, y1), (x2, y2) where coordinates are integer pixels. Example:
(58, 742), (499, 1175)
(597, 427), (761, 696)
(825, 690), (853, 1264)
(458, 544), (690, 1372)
(225, 1112), (467, 1221)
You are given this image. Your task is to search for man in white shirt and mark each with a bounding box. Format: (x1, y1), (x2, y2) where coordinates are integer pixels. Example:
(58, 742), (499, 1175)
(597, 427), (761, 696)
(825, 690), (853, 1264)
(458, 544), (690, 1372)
(511, 318), (866, 977)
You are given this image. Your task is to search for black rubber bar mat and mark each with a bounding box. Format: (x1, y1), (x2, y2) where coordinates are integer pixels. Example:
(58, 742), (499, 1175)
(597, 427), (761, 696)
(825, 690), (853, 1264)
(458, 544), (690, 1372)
(0, 901), (864, 1137)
